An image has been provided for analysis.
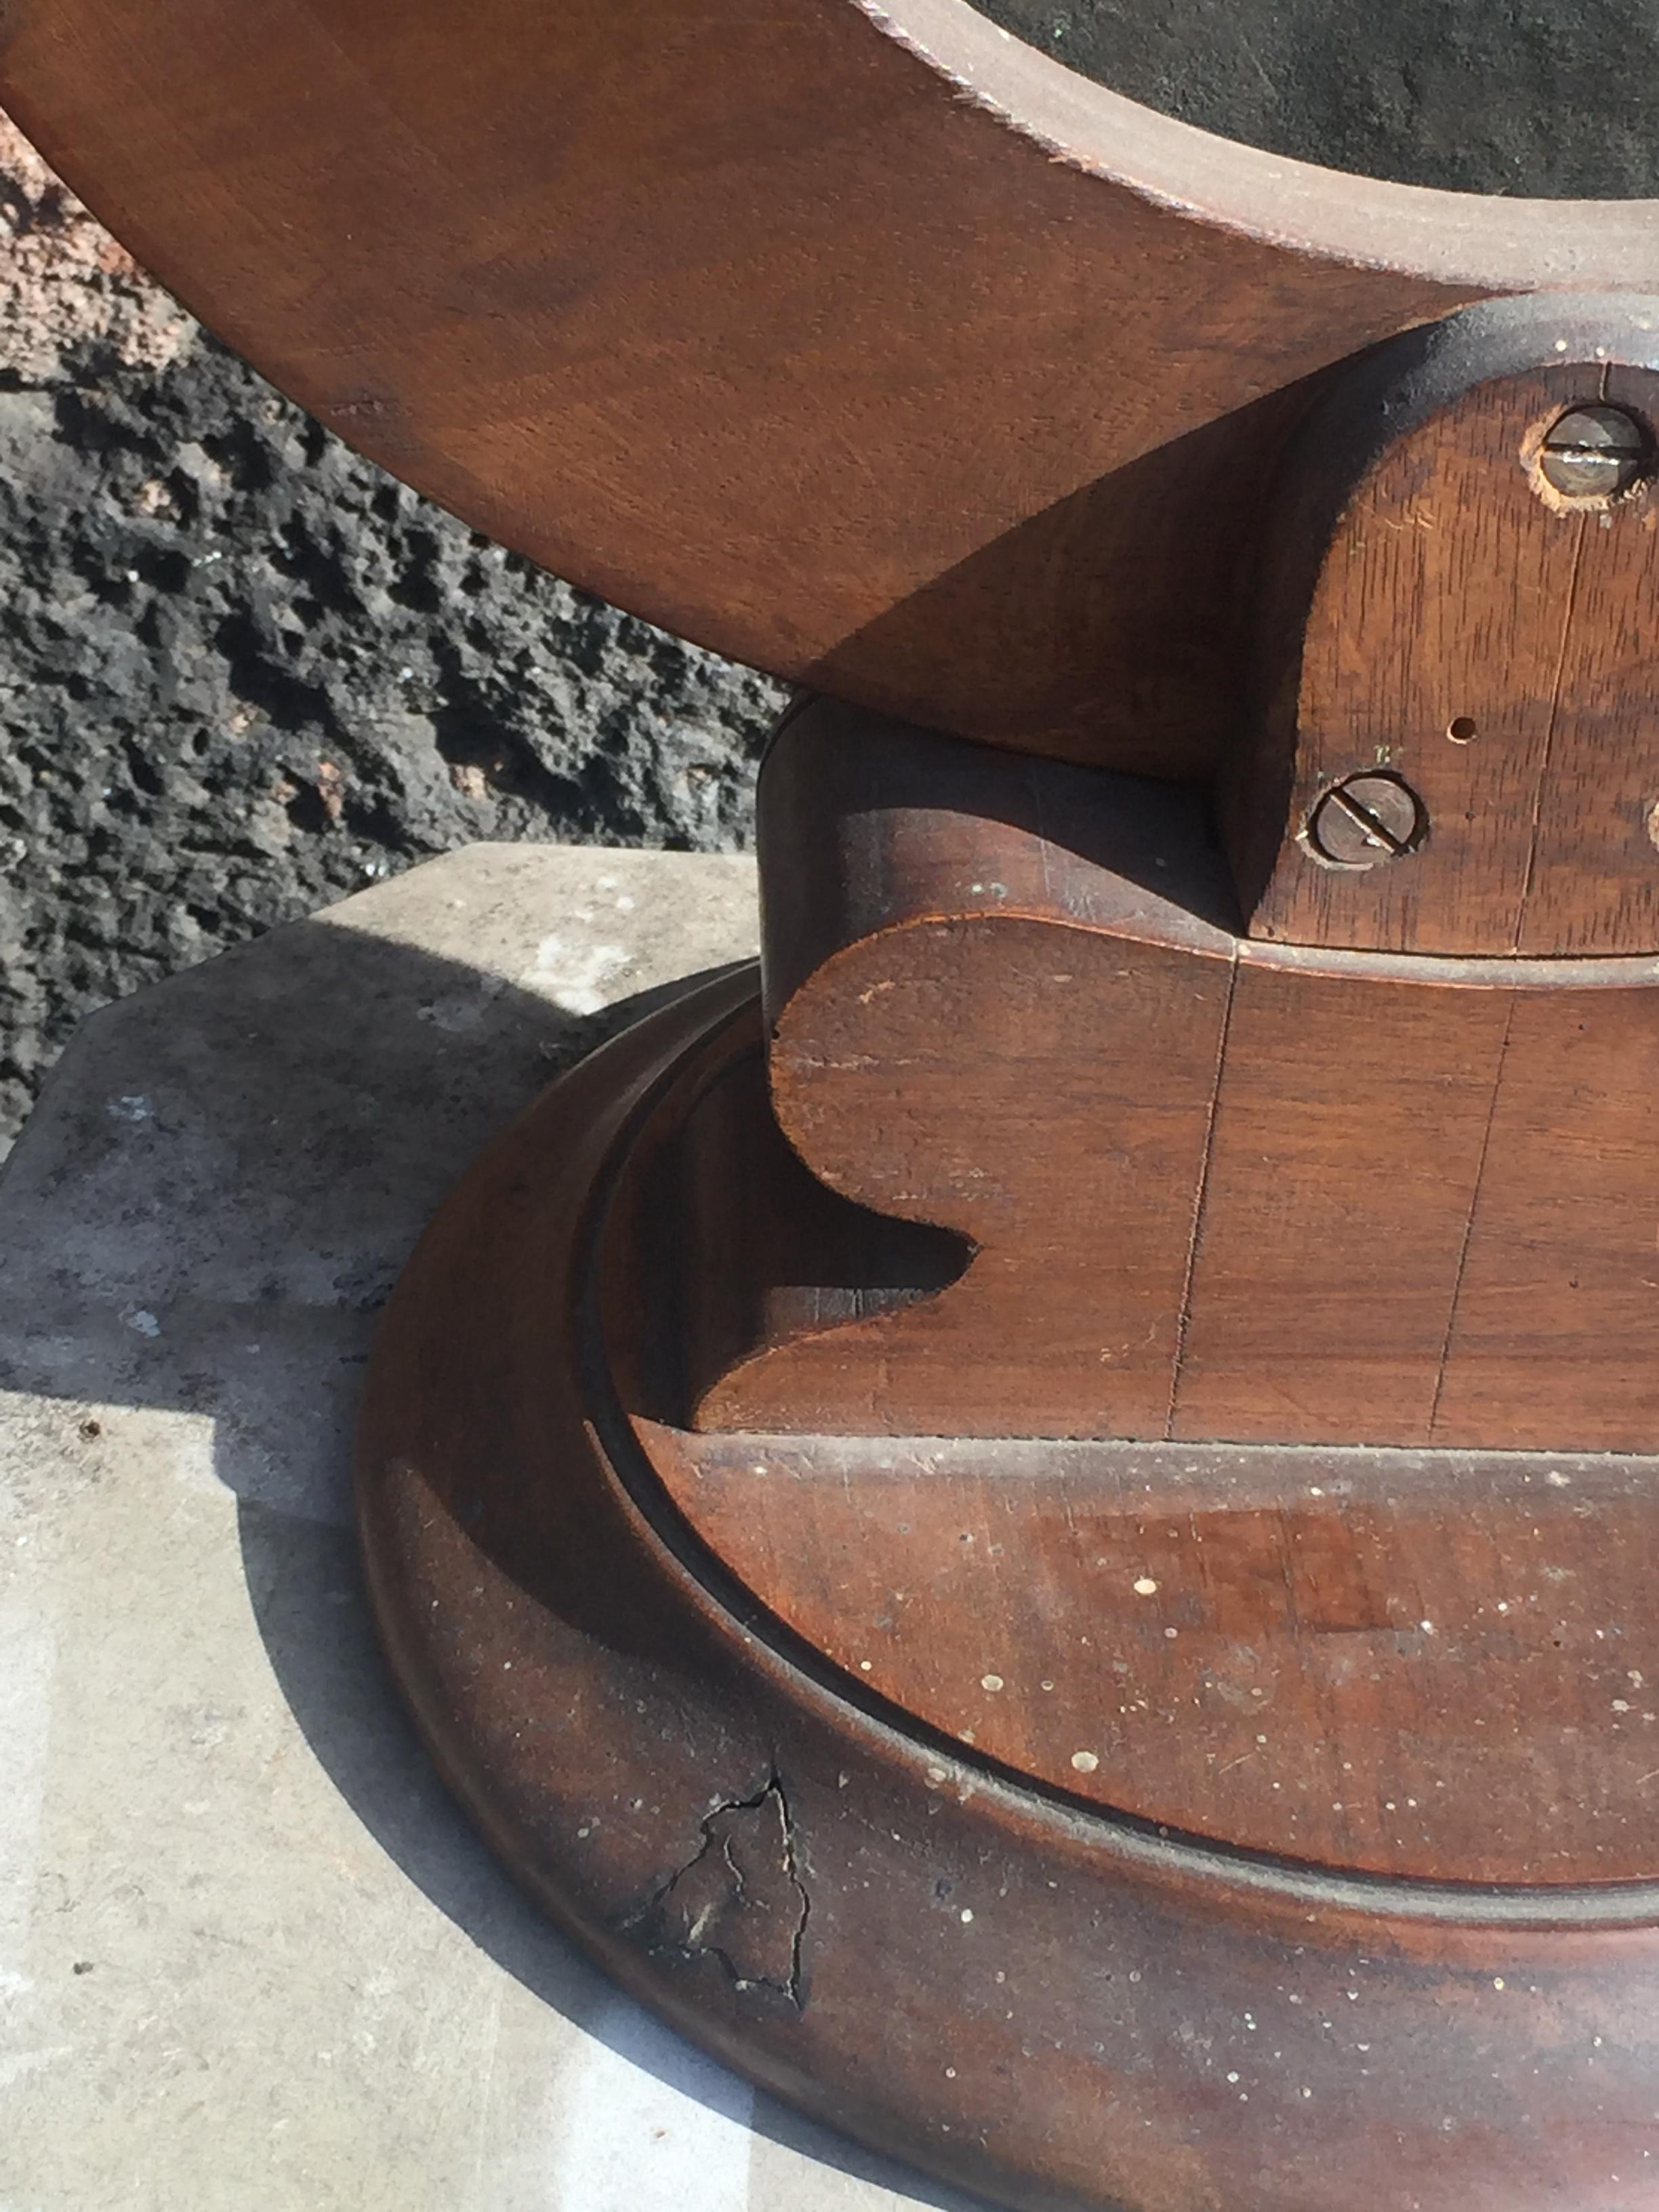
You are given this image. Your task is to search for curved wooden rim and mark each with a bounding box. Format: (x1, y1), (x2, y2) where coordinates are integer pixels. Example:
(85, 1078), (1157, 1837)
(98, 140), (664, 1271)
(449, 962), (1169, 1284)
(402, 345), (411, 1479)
(6, 0), (1657, 761)
(878, 0), (1659, 284)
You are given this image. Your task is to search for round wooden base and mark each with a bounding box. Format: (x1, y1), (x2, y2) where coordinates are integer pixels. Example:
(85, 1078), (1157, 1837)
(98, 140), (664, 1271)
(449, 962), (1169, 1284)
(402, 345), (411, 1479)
(359, 968), (1659, 2212)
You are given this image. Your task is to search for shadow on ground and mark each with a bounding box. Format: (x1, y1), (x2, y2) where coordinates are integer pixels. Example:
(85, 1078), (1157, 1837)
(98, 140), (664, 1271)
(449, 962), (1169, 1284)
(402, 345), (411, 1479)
(0, 878), (979, 2211)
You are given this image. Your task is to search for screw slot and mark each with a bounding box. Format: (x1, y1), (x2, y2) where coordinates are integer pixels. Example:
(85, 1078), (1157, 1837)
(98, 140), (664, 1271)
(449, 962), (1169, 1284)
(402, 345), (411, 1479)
(1537, 405), (1650, 504)
(1447, 716), (1479, 745)
(1306, 773), (1427, 869)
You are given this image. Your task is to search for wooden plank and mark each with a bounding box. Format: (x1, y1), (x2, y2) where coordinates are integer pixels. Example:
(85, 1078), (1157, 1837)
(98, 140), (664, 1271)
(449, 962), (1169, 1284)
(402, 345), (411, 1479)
(1244, 367), (1590, 953)
(662, 1428), (1659, 1885)
(699, 916), (1233, 1438)
(1170, 960), (1511, 1443)
(1433, 978), (1659, 1448)
(1519, 363), (1659, 954)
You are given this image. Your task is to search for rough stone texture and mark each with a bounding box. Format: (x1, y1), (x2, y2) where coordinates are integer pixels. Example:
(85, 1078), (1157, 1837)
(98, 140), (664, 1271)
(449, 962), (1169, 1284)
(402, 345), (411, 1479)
(0, 117), (782, 1154)
(972, 0), (1659, 196)
(0, 844), (971, 2211)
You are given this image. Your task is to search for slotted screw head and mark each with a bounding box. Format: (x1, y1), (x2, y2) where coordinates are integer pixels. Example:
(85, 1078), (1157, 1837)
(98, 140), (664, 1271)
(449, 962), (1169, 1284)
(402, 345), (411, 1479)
(1306, 773), (1426, 869)
(1539, 405), (1649, 501)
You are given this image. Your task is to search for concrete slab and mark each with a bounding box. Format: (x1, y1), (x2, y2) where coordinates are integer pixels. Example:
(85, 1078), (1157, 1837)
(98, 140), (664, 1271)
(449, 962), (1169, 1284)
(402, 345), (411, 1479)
(0, 847), (974, 2212)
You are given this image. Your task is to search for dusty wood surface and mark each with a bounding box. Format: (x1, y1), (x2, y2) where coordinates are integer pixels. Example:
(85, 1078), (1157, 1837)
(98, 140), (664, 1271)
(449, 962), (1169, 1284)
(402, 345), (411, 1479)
(655, 1425), (1659, 1884)
(361, 964), (1659, 2212)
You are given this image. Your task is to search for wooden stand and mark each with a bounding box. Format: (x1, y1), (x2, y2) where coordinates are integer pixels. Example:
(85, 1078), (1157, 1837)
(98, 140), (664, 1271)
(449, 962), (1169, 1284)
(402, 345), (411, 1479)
(359, 947), (1659, 2212)
(361, 299), (1659, 2204)
(14, 0), (1659, 2190)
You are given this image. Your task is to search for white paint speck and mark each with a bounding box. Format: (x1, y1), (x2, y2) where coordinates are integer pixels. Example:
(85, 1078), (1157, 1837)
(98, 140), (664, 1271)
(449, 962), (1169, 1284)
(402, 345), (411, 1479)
(981, 1674), (1004, 1693)
(525, 931), (633, 1015)
(960, 1909), (975, 1925)
(1071, 1751), (1100, 1774)
(1133, 1577), (1159, 1597)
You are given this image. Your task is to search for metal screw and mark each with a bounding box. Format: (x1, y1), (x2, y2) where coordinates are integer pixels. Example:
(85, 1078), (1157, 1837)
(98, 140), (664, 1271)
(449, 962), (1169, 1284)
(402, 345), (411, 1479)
(1306, 773), (1426, 868)
(1538, 405), (1649, 501)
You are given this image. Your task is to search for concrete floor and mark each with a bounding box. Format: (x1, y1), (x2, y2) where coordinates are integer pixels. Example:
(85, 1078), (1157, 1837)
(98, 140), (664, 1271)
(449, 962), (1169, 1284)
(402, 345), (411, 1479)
(0, 846), (971, 2211)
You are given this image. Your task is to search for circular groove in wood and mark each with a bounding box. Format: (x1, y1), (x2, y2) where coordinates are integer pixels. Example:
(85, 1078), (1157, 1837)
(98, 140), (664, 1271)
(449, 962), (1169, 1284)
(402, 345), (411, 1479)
(566, 981), (1659, 1906)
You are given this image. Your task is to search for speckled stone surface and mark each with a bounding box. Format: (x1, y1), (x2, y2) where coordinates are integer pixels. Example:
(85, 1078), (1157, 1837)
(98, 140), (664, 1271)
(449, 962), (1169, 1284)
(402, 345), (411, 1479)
(0, 117), (781, 1156)
(0, 846), (973, 2212)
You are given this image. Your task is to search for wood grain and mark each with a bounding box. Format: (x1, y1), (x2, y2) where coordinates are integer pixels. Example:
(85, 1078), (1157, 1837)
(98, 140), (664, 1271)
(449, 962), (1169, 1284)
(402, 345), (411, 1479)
(0, 0), (1519, 770)
(1431, 977), (1659, 1450)
(701, 701), (1659, 1454)
(1168, 960), (1511, 1443)
(359, 962), (1659, 2212)
(1521, 362), (1659, 954)
(1240, 331), (1659, 954)
(700, 914), (1233, 1437)
(657, 1427), (1659, 1884)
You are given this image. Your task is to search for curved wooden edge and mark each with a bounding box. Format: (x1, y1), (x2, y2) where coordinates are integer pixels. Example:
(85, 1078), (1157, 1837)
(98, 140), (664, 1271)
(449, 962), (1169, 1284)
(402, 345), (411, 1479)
(876, 0), (1659, 283)
(1229, 297), (1659, 952)
(12, 7), (1659, 762)
(359, 967), (1659, 2212)
(0, 0), (1473, 765)
(753, 696), (1238, 1025)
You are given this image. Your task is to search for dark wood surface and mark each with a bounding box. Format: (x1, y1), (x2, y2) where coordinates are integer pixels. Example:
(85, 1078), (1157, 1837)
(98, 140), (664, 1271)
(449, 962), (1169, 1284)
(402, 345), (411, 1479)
(1241, 313), (1659, 954)
(13, 2), (1659, 772)
(361, 963), (1659, 2212)
(655, 1425), (1659, 1884)
(695, 701), (1659, 1452)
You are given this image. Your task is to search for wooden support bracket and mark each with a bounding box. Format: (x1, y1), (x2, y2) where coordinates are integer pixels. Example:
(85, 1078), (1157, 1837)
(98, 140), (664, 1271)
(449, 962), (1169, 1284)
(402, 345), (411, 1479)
(687, 698), (1659, 1451)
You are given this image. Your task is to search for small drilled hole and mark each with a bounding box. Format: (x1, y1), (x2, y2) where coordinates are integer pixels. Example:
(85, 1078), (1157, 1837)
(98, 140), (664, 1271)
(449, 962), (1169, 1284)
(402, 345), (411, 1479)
(1448, 716), (1478, 745)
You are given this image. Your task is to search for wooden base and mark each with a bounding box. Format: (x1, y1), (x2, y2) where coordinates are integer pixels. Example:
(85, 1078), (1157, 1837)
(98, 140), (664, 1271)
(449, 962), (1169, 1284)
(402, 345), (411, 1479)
(359, 968), (1659, 2212)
